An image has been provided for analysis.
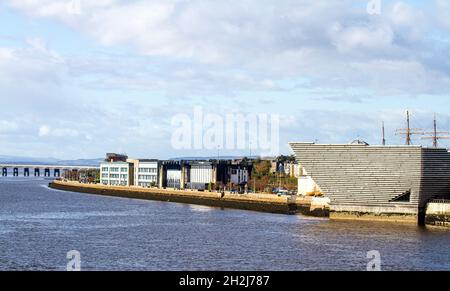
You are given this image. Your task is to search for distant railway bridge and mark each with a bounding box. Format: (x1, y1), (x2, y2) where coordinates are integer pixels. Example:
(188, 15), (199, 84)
(0, 164), (99, 178)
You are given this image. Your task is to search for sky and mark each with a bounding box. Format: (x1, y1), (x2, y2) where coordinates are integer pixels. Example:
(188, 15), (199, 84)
(1, 0), (450, 159)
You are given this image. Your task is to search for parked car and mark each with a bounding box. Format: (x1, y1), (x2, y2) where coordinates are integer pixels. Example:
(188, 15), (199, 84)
(277, 190), (290, 196)
(272, 187), (288, 194)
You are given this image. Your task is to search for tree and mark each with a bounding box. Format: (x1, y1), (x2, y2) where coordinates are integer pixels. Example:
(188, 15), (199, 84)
(253, 160), (270, 179)
(250, 160), (272, 192)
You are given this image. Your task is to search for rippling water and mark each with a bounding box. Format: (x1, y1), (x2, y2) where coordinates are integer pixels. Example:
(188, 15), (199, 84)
(0, 178), (449, 271)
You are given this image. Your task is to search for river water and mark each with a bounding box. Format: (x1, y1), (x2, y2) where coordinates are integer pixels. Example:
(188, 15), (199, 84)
(0, 178), (449, 271)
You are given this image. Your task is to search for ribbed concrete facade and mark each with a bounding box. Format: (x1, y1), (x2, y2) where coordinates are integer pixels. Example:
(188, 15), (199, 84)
(289, 143), (450, 220)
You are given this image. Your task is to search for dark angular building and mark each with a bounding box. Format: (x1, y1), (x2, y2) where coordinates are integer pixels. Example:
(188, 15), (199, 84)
(289, 142), (450, 224)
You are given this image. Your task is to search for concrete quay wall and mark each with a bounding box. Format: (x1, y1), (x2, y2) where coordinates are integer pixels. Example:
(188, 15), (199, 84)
(49, 181), (308, 215)
(329, 204), (418, 224)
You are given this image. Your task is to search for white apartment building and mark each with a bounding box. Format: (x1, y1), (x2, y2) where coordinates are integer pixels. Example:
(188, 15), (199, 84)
(100, 162), (134, 186)
(230, 167), (249, 185)
(285, 163), (301, 178)
(128, 159), (159, 188)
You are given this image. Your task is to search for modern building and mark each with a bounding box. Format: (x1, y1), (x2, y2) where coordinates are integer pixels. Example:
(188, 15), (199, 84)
(282, 162), (301, 178)
(99, 153), (253, 191)
(229, 165), (249, 186)
(100, 161), (134, 186)
(187, 160), (250, 190)
(159, 160), (186, 189)
(127, 159), (159, 188)
(188, 161), (214, 190)
(289, 142), (450, 223)
(156, 159), (251, 191)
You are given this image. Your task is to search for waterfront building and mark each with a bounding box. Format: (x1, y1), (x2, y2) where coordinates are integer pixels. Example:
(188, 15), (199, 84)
(99, 154), (253, 191)
(229, 165), (249, 186)
(289, 142), (450, 223)
(159, 160), (186, 189)
(127, 159), (159, 188)
(187, 160), (248, 190)
(157, 160), (251, 191)
(100, 161), (134, 186)
(188, 161), (214, 190)
(283, 162), (301, 178)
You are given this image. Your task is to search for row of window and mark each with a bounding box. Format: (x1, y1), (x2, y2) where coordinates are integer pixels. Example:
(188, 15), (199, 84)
(138, 175), (157, 181)
(101, 180), (128, 186)
(103, 168), (246, 176)
(107, 174), (128, 179)
(230, 169), (248, 175)
(102, 167), (128, 173)
(138, 168), (157, 173)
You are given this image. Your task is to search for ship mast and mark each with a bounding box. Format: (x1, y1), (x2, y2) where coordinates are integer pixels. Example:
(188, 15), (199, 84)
(395, 110), (424, 145)
(406, 111), (411, 145)
(421, 114), (450, 148)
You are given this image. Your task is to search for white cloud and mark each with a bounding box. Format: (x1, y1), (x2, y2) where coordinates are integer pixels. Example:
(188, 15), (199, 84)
(3, 0), (450, 158)
(4, 1), (450, 94)
(390, 2), (426, 40)
(0, 120), (18, 133)
(38, 125), (50, 137)
(435, 0), (450, 32)
(0, 38), (64, 88)
(329, 23), (394, 52)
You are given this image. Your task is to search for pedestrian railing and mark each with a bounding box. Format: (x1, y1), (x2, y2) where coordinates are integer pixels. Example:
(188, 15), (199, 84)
(429, 199), (450, 204)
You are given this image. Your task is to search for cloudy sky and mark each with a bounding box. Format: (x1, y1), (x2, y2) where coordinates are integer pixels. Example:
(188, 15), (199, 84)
(1, 0), (450, 159)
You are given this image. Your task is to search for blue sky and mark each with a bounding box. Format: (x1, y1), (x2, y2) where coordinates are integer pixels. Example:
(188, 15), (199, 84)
(1, 0), (450, 159)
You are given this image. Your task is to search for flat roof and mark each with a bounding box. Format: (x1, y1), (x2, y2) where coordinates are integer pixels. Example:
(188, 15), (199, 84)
(100, 161), (131, 165)
(288, 142), (424, 148)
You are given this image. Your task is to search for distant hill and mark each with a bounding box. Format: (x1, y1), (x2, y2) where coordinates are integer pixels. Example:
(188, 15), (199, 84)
(54, 158), (104, 166)
(0, 155), (102, 167)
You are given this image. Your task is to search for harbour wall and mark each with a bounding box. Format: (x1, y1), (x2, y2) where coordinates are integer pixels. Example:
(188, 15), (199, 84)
(49, 180), (328, 216)
(329, 204), (418, 224)
(48, 181), (450, 226)
(425, 200), (450, 227)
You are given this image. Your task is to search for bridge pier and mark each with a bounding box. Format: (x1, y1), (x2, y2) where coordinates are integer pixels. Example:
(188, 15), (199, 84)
(0, 165), (98, 179)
